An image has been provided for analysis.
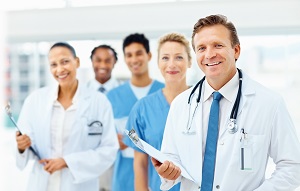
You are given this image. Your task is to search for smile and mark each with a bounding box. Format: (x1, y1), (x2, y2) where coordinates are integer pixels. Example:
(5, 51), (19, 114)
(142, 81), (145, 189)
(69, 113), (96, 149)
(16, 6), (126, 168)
(57, 73), (68, 79)
(206, 62), (221, 66)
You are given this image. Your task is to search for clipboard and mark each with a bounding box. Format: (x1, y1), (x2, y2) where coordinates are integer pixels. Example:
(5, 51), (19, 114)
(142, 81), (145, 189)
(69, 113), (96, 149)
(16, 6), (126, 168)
(4, 103), (41, 160)
(125, 129), (195, 182)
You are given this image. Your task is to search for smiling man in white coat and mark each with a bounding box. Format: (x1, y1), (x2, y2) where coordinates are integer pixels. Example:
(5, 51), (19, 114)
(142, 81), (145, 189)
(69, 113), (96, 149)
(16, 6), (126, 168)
(151, 14), (300, 191)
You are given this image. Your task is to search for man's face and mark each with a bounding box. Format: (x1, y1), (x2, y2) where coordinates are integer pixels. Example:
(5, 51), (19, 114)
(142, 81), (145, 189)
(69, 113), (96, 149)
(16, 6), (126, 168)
(124, 42), (151, 76)
(193, 24), (240, 86)
(91, 48), (116, 84)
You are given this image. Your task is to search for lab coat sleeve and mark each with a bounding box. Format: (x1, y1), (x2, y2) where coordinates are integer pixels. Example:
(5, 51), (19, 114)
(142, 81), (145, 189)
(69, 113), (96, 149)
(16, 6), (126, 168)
(63, 98), (119, 184)
(254, 97), (300, 191)
(159, 102), (182, 190)
(15, 93), (38, 170)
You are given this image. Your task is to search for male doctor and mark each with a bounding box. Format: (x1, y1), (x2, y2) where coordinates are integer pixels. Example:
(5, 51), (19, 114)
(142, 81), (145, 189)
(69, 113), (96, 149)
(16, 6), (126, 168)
(152, 14), (300, 191)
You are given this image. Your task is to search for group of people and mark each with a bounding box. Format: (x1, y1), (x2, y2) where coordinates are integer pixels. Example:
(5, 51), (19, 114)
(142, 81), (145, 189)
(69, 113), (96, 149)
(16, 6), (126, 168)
(15, 14), (300, 191)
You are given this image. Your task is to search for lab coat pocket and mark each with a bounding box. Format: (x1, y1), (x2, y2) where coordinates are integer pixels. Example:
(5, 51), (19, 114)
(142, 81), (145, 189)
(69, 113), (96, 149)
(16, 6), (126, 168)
(238, 134), (266, 173)
(85, 119), (103, 149)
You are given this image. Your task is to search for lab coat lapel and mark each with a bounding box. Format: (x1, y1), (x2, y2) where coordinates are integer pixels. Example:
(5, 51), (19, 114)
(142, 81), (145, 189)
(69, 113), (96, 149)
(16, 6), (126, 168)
(236, 74), (255, 118)
(38, 86), (58, 159)
(218, 74), (255, 139)
(75, 87), (91, 119)
(195, 96), (204, 185)
(65, 86), (91, 152)
(187, 89), (203, 185)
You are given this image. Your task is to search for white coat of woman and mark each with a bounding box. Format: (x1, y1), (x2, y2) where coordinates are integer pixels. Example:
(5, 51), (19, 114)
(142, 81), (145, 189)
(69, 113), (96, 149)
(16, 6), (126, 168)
(15, 42), (119, 191)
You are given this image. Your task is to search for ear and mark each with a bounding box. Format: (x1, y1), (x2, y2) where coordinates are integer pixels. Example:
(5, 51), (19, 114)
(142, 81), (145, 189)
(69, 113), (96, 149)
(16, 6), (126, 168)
(112, 62), (116, 69)
(147, 52), (152, 61)
(188, 60), (192, 68)
(76, 57), (80, 68)
(234, 44), (241, 61)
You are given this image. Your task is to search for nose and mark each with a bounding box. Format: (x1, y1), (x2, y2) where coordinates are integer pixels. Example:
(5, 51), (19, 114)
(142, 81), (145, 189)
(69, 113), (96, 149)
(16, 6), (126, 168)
(205, 47), (216, 59)
(168, 58), (176, 68)
(57, 64), (65, 73)
(99, 61), (106, 68)
(130, 55), (139, 64)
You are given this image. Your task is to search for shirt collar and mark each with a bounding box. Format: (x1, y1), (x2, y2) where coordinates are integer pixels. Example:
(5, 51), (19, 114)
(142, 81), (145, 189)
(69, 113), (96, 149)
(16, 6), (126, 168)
(203, 70), (239, 103)
(51, 80), (80, 104)
(91, 77), (117, 91)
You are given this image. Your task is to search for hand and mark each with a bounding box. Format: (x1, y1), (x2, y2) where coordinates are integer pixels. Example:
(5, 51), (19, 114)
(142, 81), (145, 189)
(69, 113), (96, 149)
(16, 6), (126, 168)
(117, 133), (128, 150)
(39, 158), (67, 174)
(16, 131), (31, 153)
(151, 157), (181, 180)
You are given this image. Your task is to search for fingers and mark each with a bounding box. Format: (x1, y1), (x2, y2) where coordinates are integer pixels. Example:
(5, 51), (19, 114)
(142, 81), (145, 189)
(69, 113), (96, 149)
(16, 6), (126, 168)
(171, 166), (181, 180)
(39, 159), (49, 165)
(44, 159), (55, 174)
(43, 158), (67, 174)
(117, 133), (128, 150)
(156, 161), (181, 180)
(151, 157), (162, 168)
(16, 133), (31, 152)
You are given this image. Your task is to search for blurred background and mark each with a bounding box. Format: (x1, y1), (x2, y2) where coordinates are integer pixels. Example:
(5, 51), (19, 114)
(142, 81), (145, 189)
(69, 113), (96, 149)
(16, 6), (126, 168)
(1, 0), (300, 190)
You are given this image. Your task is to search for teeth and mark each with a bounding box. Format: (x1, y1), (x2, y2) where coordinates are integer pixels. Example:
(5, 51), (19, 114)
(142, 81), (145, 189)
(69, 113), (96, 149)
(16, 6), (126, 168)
(207, 62), (220, 66)
(98, 69), (106, 74)
(58, 74), (68, 79)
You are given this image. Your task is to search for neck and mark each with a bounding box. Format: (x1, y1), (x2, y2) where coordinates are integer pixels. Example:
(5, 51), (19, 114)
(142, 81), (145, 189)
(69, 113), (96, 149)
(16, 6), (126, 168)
(96, 76), (110, 84)
(207, 69), (237, 90)
(131, 72), (152, 87)
(58, 80), (78, 100)
(163, 80), (189, 104)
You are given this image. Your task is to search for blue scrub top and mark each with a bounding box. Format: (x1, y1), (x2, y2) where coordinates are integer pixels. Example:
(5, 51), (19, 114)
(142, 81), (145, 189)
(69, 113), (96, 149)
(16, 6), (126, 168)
(124, 89), (180, 191)
(107, 80), (164, 191)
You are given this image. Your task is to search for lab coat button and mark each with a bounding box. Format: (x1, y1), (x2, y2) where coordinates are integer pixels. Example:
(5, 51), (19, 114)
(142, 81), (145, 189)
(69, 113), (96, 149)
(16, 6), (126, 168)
(216, 185), (220, 189)
(219, 141), (224, 145)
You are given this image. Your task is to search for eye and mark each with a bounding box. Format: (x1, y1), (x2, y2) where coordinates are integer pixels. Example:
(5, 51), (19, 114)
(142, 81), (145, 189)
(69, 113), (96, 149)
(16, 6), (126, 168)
(105, 59), (112, 64)
(125, 54), (132, 58)
(136, 51), (143, 56)
(50, 63), (57, 68)
(198, 46), (205, 52)
(216, 44), (223, 48)
(161, 56), (169, 61)
(62, 59), (70, 64)
(175, 56), (183, 60)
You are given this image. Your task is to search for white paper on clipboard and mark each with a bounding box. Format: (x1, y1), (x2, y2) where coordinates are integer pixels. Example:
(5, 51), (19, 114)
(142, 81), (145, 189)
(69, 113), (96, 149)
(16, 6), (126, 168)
(125, 129), (195, 182)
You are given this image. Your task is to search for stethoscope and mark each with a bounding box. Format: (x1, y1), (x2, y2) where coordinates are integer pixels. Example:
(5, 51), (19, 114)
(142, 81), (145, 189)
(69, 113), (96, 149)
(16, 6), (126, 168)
(183, 68), (243, 135)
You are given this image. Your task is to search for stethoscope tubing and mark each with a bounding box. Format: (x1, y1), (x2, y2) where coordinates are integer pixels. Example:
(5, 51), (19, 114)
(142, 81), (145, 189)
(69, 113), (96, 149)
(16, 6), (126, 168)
(186, 68), (243, 134)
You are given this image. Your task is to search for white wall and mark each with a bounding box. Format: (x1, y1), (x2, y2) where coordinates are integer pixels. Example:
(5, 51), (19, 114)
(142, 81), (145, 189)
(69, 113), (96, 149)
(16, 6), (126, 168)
(6, 0), (300, 43)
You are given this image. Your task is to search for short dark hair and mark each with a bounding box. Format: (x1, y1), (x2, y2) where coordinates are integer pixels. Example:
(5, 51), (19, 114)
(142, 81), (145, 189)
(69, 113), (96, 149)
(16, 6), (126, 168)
(90, 44), (118, 62)
(191, 14), (240, 50)
(50, 42), (76, 57)
(122, 33), (150, 53)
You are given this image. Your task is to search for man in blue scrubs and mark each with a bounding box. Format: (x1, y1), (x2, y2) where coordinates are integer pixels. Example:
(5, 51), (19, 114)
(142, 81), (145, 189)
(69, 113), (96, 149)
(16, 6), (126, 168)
(107, 33), (164, 191)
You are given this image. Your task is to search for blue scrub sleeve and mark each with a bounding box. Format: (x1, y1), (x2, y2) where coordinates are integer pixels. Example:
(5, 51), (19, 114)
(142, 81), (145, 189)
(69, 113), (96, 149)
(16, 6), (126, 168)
(123, 102), (146, 154)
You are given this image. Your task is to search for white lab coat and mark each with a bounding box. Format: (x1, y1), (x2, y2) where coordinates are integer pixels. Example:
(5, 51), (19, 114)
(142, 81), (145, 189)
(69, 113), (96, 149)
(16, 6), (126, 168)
(160, 73), (300, 191)
(16, 82), (119, 191)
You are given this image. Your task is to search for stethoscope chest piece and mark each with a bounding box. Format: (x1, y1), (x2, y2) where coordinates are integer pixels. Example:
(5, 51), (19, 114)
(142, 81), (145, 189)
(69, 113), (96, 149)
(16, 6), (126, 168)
(227, 118), (238, 134)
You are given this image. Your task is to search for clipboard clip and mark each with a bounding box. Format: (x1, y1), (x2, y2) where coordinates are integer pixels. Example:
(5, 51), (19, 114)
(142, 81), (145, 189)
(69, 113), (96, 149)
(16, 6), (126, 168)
(125, 128), (144, 150)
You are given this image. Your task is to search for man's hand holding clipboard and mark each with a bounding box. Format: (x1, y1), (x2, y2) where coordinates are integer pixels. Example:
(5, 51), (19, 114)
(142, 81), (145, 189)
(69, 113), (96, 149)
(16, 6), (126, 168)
(125, 129), (195, 183)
